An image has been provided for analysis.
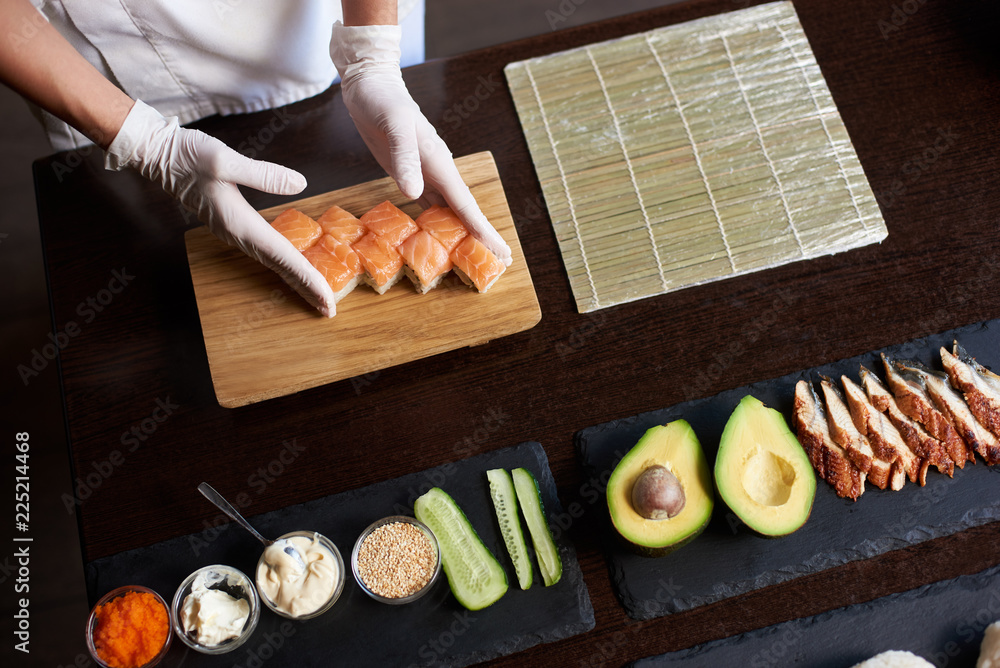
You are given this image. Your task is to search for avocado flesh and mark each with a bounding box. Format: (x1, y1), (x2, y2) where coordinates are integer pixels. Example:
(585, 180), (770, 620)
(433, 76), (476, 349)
(607, 421), (714, 556)
(716, 395), (816, 536)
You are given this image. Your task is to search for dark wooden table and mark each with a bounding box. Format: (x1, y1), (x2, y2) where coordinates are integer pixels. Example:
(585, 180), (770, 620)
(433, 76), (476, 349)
(36, 0), (1000, 664)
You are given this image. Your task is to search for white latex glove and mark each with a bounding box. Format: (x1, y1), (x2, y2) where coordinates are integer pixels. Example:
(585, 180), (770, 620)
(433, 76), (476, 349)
(104, 101), (337, 317)
(331, 22), (512, 266)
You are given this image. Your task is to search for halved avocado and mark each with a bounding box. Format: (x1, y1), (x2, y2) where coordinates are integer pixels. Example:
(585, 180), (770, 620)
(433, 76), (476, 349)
(715, 395), (816, 536)
(606, 421), (714, 556)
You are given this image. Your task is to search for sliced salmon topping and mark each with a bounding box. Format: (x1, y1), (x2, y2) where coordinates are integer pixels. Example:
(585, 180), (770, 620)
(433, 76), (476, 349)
(361, 200), (419, 247)
(398, 230), (452, 289)
(416, 205), (469, 253)
(271, 208), (322, 251)
(318, 205), (366, 245)
(302, 235), (361, 297)
(353, 231), (404, 289)
(451, 235), (506, 293)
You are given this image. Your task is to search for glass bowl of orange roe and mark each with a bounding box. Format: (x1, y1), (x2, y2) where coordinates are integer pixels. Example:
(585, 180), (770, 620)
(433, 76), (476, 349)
(86, 585), (172, 668)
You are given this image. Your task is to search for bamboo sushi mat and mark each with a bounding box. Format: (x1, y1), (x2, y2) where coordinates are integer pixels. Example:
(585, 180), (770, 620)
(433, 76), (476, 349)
(504, 1), (887, 313)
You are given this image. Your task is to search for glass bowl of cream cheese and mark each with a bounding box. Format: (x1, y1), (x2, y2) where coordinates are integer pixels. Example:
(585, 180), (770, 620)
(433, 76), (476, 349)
(255, 530), (345, 620)
(171, 565), (259, 654)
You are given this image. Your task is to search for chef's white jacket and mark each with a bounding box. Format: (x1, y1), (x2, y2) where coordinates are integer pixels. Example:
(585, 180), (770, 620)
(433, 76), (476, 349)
(30, 0), (423, 150)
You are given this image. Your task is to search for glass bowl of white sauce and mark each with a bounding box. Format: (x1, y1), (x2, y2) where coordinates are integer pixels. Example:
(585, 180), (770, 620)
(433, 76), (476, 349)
(171, 565), (259, 654)
(255, 530), (345, 620)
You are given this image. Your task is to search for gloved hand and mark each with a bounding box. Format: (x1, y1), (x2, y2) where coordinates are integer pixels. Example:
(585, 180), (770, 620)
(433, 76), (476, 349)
(331, 22), (512, 266)
(104, 100), (338, 317)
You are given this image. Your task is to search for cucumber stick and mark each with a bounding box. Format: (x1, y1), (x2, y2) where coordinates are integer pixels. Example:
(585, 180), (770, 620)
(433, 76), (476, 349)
(512, 468), (563, 587)
(486, 469), (533, 590)
(414, 487), (508, 610)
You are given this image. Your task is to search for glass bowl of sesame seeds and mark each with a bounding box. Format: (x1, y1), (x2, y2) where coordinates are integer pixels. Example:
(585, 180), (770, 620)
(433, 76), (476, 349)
(351, 516), (442, 605)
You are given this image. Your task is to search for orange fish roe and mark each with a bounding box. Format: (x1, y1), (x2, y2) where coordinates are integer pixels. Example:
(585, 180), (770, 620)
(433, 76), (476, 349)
(92, 591), (169, 668)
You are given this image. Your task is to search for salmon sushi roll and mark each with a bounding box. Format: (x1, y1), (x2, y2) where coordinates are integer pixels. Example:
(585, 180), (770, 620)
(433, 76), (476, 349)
(317, 205), (366, 245)
(352, 231), (405, 294)
(302, 235), (363, 303)
(397, 230), (453, 294)
(361, 200), (419, 247)
(451, 235), (506, 293)
(271, 208), (322, 251)
(415, 205), (468, 253)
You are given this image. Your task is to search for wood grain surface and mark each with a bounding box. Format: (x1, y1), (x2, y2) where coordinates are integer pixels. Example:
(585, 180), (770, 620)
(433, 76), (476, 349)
(32, 0), (1000, 666)
(184, 152), (539, 407)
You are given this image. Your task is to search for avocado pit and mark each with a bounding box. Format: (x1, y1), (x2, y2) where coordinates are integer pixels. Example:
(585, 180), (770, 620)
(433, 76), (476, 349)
(631, 465), (686, 520)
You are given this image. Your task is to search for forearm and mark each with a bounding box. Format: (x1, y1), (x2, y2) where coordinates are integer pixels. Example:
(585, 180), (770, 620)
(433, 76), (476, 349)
(342, 0), (397, 26)
(0, 0), (133, 148)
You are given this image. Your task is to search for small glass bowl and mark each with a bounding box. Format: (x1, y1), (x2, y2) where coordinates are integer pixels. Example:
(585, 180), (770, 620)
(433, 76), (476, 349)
(255, 530), (345, 620)
(171, 564), (259, 654)
(86, 585), (172, 668)
(351, 516), (442, 605)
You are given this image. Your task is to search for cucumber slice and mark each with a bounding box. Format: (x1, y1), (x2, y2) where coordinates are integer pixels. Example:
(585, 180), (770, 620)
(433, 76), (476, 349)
(486, 469), (533, 590)
(414, 487), (508, 610)
(512, 467), (562, 587)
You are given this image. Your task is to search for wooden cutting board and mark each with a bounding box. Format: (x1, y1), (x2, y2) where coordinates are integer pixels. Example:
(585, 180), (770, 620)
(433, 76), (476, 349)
(184, 152), (540, 408)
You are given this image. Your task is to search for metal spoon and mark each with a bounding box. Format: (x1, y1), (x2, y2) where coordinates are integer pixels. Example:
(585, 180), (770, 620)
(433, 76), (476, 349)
(197, 482), (306, 571)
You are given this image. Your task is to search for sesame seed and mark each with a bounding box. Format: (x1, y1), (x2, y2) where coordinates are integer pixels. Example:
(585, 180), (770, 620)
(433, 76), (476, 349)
(357, 522), (437, 599)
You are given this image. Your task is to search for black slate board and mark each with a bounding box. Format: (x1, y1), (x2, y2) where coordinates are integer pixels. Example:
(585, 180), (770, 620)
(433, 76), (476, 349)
(630, 564), (1000, 667)
(86, 441), (595, 667)
(576, 319), (1000, 621)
